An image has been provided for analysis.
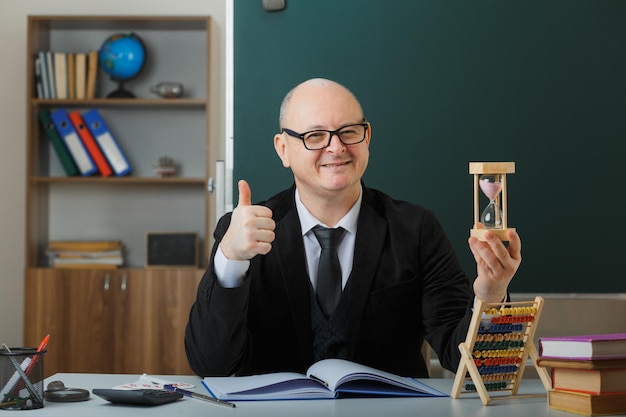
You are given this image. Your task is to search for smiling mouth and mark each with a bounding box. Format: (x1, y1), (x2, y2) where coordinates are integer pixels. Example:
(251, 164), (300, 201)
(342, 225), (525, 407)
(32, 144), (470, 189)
(321, 161), (350, 168)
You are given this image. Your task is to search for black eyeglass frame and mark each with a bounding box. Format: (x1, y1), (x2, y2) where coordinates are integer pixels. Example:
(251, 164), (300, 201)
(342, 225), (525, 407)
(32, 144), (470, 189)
(281, 122), (369, 150)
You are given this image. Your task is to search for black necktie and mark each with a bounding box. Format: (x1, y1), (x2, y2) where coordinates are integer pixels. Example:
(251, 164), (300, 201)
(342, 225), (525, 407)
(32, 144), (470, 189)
(312, 226), (345, 317)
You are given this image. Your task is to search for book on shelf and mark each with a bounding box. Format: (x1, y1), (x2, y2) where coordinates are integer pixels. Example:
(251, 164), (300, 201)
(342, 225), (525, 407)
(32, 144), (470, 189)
(46, 240), (124, 268)
(54, 250), (122, 258)
(75, 53), (87, 99)
(67, 53), (75, 99)
(539, 333), (626, 360)
(34, 56), (44, 99)
(38, 110), (79, 176)
(46, 51), (57, 99)
(201, 358), (447, 401)
(86, 50), (98, 99)
(82, 109), (131, 176)
(54, 52), (68, 99)
(548, 389), (626, 416)
(47, 240), (122, 252)
(551, 367), (626, 395)
(37, 51), (51, 99)
(51, 250), (123, 259)
(53, 262), (120, 269)
(537, 357), (626, 370)
(68, 111), (113, 177)
(52, 256), (123, 268)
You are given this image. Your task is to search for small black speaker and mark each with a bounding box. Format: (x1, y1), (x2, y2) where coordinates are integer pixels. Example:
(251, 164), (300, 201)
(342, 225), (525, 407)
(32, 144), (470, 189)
(146, 232), (198, 268)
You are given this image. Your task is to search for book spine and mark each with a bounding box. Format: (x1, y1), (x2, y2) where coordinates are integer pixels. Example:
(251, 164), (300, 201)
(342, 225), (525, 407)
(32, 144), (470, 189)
(37, 52), (50, 99)
(67, 53), (76, 99)
(86, 50), (98, 99)
(75, 53), (86, 99)
(54, 52), (67, 99)
(46, 51), (57, 99)
(34, 57), (44, 99)
(48, 240), (122, 252)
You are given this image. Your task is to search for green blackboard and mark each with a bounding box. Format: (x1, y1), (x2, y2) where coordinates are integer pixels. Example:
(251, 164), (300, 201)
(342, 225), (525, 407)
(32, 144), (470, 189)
(234, 0), (626, 292)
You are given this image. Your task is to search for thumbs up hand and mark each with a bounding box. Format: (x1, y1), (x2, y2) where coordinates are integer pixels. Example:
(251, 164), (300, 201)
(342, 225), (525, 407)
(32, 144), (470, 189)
(219, 180), (276, 261)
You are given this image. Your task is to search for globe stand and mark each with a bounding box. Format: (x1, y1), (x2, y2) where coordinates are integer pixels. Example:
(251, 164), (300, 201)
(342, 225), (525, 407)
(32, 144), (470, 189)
(106, 81), (135, 99)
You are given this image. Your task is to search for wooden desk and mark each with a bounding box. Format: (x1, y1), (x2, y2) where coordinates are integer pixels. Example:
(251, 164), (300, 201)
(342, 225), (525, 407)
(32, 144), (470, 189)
(15, 373), (621, 416)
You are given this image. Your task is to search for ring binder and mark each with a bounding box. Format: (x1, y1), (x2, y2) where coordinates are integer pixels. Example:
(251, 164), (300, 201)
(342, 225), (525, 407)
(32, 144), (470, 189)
(49, 108), (97, 176)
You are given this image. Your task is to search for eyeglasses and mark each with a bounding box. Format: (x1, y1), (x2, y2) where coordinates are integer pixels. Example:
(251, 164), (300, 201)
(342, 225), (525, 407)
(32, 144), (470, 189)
(281, 123), (368, 150)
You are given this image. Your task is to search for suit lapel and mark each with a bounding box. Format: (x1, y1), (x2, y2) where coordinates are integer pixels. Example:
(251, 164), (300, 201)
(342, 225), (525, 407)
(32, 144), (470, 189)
(345, 190), (387, 356)
(271, 201), (314, 366)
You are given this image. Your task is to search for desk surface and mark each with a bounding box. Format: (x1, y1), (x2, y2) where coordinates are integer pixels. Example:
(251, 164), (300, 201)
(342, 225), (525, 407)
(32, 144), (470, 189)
(9, 373), (621, 417)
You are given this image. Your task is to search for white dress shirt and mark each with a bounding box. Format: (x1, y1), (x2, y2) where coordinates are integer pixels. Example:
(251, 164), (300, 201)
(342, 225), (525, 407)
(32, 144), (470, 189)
(214, 187), (362, 289)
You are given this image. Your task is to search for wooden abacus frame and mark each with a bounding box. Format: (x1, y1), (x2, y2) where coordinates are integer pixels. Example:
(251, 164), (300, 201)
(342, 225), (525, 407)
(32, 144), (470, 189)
(451, 296), (552, 405)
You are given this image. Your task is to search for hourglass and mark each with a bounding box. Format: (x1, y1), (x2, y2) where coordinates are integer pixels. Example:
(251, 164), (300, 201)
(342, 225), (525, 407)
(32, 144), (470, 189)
(470, 162), (515, 241)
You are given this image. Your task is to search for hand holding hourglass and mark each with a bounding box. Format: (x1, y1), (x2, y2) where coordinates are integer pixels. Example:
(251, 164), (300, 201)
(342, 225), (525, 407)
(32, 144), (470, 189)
(468, 162), (521, 304)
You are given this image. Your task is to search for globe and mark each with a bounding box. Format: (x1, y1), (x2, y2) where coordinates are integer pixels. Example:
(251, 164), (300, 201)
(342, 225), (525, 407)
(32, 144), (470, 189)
(99, 32), (147, 98)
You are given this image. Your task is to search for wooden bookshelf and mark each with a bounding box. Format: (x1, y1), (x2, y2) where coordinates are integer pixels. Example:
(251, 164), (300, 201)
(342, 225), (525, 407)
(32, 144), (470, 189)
(23, 15), (214, 375)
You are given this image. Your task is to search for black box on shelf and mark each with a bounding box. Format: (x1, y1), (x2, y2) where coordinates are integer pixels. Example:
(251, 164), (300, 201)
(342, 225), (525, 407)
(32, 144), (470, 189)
(146, 232), (198, 268)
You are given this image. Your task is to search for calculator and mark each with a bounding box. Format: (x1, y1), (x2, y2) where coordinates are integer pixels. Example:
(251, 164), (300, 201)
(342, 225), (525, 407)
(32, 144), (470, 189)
(92, 388), (183, 406)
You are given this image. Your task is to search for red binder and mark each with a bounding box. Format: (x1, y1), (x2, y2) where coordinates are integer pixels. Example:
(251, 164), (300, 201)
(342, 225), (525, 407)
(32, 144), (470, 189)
(68, 111), (113, 177)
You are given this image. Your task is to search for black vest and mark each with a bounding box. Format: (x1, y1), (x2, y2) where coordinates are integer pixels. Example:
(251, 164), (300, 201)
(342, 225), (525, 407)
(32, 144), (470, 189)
(310, 285), (351, 363)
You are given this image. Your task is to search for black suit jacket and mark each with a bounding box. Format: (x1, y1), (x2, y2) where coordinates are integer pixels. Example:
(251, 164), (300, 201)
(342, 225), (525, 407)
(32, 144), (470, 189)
(185, 184), (474, 377)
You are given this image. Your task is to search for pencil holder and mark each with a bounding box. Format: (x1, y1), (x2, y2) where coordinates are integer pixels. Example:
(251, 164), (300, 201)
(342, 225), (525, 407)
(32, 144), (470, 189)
(0, 348), (46, 410)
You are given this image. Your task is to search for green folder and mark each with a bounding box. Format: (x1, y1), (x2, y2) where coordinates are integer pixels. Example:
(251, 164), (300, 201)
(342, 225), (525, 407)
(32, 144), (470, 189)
(38, 110), (79, 176)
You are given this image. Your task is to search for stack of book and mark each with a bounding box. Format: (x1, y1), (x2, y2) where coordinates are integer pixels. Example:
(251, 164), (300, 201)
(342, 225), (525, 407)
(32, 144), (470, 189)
(47, 240), (124, 269)
(34, 50), (98, 100)
(538, 333), (626, 416)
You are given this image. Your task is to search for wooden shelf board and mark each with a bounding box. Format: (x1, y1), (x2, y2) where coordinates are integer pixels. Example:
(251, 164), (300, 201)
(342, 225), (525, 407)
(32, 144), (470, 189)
(29, 15), (210, 31)
(30, 176), (206, 185)
(32, 98), (206, 108)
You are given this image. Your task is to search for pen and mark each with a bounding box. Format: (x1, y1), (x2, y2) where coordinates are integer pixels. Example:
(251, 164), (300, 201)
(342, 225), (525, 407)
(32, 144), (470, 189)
(12, 335), (49, 394)
(163, 384), (236, 408)
(36, 335), (50, 352)
(24, 334), (49, 375)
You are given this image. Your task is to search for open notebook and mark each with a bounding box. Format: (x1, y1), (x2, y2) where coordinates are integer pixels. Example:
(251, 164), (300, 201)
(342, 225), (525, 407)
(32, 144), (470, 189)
(202, 359), (447, 401)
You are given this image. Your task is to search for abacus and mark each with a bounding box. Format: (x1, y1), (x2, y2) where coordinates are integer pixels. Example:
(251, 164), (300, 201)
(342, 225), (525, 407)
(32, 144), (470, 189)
(451, 296), (551, 405)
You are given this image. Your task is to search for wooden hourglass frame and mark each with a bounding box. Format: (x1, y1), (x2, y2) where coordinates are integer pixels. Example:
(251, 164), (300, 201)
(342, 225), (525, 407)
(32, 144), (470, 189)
(470, 162), (515, 241)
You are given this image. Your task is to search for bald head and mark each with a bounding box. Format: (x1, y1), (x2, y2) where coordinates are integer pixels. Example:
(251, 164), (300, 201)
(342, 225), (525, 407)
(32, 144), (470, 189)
(279, 78), (364, 129)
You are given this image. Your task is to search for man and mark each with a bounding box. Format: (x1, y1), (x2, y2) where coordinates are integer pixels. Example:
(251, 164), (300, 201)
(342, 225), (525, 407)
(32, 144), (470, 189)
(185, 78), (521, 378)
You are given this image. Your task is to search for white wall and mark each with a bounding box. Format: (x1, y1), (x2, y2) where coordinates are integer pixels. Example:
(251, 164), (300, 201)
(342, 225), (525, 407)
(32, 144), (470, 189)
(0, 0), (227, 347)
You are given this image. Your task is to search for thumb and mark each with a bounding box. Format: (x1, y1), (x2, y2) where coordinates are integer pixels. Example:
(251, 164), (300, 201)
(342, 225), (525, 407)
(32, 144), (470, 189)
(237, 179), (252, 206)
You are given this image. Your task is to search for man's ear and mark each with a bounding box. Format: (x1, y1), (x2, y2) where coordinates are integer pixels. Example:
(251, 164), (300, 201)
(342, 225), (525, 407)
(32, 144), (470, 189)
(274, 133), (290, 167)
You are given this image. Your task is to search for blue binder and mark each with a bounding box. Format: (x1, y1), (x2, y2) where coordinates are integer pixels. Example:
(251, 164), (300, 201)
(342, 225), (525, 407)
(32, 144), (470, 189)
(49, 108), (97, 176)
(82, 109), (131, 176)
